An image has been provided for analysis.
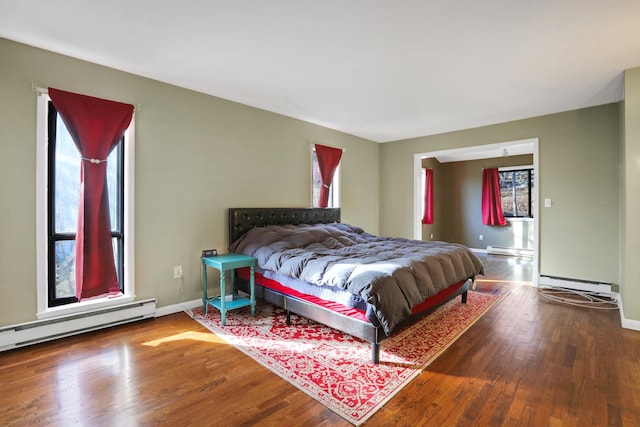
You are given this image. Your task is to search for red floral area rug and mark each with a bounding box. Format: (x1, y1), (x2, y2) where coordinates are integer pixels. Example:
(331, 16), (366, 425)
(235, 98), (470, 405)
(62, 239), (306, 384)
(193, 290), (501, 426)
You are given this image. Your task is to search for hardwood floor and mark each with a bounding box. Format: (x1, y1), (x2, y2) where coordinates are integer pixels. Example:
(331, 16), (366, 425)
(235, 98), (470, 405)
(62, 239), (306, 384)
(1, 254), (639, 426)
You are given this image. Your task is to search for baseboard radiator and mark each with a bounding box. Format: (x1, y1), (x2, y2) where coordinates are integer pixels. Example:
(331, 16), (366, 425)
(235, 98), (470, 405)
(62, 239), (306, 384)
(539, 275), (612, 296)
(486, 245), (533, 258)
(0, 298), (156, 352)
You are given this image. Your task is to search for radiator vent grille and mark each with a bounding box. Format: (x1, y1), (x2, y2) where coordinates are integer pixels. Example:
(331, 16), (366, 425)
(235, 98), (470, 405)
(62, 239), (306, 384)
(0, 299), (156, 352)
(486, 245), (533, 258)
(539, 275), (612, 296)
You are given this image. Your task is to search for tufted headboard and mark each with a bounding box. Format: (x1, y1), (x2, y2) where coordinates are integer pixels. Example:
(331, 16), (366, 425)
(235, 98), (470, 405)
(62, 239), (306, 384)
(228, 207), (341, 247)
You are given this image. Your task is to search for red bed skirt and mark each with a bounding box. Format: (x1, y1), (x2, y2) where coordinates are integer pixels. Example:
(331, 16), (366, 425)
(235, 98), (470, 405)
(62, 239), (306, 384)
(237, 268), (468, 323)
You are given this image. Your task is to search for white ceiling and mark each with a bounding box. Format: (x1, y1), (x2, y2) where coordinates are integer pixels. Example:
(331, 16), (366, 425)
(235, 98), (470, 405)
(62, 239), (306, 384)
(1, 0), (639, 143)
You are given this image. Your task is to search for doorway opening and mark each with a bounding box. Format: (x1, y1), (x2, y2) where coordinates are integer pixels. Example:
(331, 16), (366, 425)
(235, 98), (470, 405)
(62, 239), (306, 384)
(413, 138), (539, 285)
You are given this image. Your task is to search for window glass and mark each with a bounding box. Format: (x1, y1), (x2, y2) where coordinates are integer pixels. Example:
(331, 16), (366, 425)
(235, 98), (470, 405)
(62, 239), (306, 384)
(499, 168), (534, 218)
(54, 115), (80, 233)
(107, 145), (120, 231)
(311, 150), (323, 207)
(54, 239), (76, 298)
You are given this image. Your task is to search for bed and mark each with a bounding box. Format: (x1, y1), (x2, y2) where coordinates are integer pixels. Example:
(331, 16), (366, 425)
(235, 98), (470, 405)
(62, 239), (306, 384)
(228, 207), (484, 363)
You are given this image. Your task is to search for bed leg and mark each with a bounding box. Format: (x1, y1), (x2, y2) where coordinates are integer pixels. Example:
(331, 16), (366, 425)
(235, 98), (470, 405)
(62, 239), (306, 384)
(371, 342), (380, 364)
(286, 310), (291, 325)
(461, 290), (468, 304)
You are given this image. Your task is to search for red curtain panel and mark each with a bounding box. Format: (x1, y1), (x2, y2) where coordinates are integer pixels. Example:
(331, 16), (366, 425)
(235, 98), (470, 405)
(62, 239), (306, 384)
(421, 168), (434, 224)
(481, 168), (507, 226)
(49, 88), (134, 300)
(315, 144), (343, 208)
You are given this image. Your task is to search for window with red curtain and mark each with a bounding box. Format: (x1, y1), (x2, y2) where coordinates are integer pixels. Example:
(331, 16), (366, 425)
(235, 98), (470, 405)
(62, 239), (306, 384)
(421, 168), (434, 224)
(482, 168), (508, 226)
(314, 144), (343, 208)
(48, 88), (134, 301)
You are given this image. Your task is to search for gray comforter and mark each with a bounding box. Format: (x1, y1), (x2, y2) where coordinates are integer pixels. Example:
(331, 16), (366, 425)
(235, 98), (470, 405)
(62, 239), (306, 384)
(229, 223), (484, 334)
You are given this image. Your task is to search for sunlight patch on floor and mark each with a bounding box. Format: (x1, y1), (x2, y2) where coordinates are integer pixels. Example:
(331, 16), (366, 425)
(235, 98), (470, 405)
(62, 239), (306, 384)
(142, 331), (226, 347)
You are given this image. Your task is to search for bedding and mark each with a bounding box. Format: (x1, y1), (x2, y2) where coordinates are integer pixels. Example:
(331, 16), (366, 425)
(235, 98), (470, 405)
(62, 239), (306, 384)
(229, 222), (484, 334)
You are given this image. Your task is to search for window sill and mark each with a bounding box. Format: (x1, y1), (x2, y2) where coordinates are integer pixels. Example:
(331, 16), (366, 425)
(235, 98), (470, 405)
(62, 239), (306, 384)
(36, 294), (135, 320)
(506, 217), (533, 222)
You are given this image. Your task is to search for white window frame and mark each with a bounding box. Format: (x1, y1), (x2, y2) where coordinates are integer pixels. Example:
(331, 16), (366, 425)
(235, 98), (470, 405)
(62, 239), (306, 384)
(311, 146), (340, 208)
(35, 91), (136, 320)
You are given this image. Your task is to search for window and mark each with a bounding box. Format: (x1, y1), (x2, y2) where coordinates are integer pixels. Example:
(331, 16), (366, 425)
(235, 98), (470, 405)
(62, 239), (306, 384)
(311, 148), (340, 207)
(499, 167), (534, 218)
(47, 102), (124, 307)
(36, 92), (135, 318)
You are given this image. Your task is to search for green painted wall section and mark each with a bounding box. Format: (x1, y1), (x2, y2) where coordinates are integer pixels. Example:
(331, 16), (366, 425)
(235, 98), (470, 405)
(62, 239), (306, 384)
(0, 38), (380, 326)
(1, 35), (637, 327)
(381, 104), (621, 291)
(622, 67), (640, 321)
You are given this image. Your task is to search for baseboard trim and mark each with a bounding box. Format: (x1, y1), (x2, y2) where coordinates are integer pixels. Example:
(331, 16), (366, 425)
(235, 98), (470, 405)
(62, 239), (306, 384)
(155, 299), (201, 318)
(617, 294), (640, 331)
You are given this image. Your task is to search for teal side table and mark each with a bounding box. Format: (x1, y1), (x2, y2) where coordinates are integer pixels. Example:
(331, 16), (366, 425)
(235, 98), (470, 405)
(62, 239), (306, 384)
(201, 253), (256, 325)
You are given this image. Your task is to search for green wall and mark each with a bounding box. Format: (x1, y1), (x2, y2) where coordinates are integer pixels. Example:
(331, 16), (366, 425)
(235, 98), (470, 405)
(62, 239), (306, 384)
(1, 36), (637, 328)
(0, 38), (380, 326)
(381, 104), (621, 290)
(622, 67), (640, 322)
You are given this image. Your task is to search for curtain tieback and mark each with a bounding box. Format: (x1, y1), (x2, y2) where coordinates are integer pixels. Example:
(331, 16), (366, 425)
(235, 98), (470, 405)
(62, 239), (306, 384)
(81, 157), (107, 164)
(323, 184), (330, 188)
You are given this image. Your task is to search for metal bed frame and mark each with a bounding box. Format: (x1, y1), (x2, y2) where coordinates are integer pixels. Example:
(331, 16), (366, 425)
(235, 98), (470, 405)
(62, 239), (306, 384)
(228, 207), (470, 363)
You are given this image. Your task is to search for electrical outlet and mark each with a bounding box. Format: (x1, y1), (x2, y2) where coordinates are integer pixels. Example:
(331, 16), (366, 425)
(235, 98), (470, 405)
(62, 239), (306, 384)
(479, 234), (483, 241)
(173, 265), (183, 278)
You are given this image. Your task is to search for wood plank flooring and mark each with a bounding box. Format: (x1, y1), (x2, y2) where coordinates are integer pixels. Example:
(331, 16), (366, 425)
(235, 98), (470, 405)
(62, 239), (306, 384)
(1, 254), (639, 426)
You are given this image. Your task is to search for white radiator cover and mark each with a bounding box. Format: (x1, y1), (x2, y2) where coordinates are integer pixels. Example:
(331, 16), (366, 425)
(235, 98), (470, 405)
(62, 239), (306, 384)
(0, 298), (156, 352)
(539, 275), (612, 296)
(486, 245), (533, 258)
